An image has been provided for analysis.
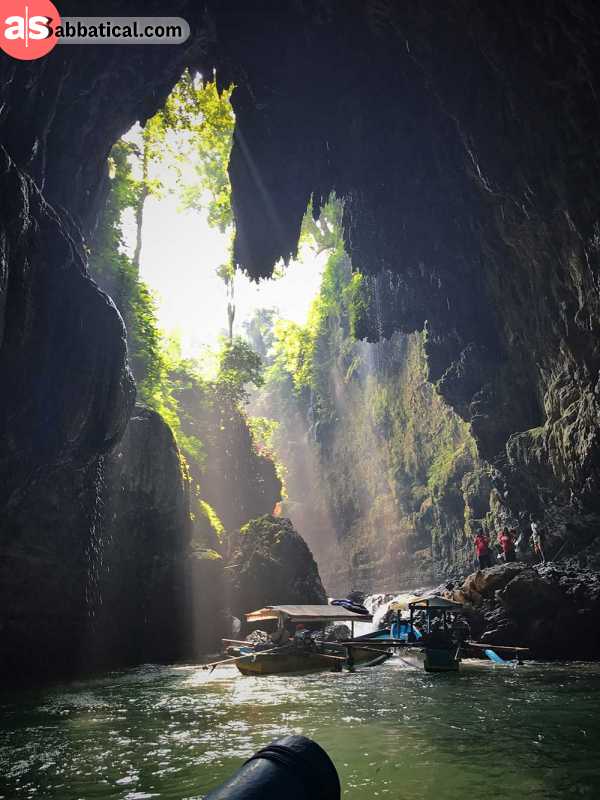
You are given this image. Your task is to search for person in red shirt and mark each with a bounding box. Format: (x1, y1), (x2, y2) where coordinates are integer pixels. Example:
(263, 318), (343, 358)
(498, 528), (516, 562)
(474, 530), (492, 569)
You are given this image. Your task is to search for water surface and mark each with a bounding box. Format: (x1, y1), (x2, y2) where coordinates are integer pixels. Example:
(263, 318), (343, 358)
(1, 659), (599, 799)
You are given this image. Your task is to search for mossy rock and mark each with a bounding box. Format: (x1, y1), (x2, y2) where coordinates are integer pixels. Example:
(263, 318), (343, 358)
(228, 515), (327, 617)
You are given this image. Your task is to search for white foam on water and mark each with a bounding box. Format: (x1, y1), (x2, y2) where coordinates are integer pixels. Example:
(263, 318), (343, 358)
(353, 592), (417, 635)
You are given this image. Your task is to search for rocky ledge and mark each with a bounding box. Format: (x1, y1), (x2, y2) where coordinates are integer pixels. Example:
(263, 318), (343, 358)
(445, 562), (600, 659)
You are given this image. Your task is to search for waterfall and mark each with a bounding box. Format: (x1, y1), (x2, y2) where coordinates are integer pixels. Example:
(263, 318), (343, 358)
(353, 591), (430, 636)
(85, 456), (106, 625)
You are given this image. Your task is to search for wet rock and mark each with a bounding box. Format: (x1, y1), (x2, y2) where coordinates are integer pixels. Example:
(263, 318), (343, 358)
(479, 619), (520, 648)
(89, 407), (211, 669)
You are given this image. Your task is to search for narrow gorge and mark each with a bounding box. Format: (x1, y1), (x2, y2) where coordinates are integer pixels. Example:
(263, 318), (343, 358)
(2, 0), (600, 687)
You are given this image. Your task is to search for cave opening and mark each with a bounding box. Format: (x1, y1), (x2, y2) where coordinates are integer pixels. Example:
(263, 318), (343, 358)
(2, 6), (600, 775)
(92, 64), (489, 609)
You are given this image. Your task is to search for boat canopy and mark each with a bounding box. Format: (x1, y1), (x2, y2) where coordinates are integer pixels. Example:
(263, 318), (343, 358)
(245, 604), (373, 624)
(408, 596), (463, 610)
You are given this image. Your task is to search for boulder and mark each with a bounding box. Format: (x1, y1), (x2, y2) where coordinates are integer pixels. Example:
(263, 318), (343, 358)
(465, 564), (600, 658)
(499, 569), (565, 617)
(229, 515), (327, 620)
(461, 563), (526, 600)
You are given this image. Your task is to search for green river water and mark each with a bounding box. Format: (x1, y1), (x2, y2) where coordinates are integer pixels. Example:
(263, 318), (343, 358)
(1, 659), (599, 800)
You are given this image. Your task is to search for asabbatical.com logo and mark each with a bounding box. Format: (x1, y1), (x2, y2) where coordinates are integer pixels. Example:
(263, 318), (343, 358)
(0, 2), (190, 58)
(0, 1), (60, 59)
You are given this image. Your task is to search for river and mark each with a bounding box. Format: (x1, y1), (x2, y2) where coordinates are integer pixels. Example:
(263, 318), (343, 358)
(1, 659), (599, 799)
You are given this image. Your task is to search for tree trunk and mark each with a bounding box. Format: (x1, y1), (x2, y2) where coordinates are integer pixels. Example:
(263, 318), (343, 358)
(132, 143), (149, 275)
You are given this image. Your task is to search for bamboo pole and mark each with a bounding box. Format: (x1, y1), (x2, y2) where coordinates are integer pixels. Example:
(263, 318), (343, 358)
(466, 641), (530, 653)
(201, 646), (285, 671)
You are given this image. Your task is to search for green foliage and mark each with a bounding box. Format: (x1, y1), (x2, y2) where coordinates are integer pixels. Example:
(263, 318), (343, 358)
(90, 140), (170, 412)
(247, 416), (279, 453)
(243, 307), (278, 362)
(190, 497), (224, 562)
(91, 70), (240, 433)
(427, 442), (476, 497)
(172, 74), (235, 233)
(268, 319), (313, 392)
(299, 196), (344, 254)
(199, 499), (225, 539)
(344, 272), (372, 339)
(132, 69), (235, 232)
(217, 336), (264, 403)
(163, 71), (236, 330)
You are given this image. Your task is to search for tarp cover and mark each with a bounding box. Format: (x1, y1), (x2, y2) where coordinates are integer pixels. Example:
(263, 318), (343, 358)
(245, 605), (373, 623)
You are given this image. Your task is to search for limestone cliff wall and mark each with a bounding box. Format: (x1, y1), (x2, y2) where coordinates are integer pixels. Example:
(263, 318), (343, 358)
(254, 324), (489, 595)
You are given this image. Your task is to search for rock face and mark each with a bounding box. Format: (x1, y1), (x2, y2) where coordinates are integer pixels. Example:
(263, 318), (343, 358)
(228, 516), (327, 620)
(173, 379), (282, 534)
(251, 254), (490, 593)
(0, 146), (135, 515)
(0, 458), (104, 682)
(453, 563), (600, 659)
(0, 406), (224, 682)
(1, 8), (201, 683)
(209, 0), (600, 555)
(90, 407), (194, 669)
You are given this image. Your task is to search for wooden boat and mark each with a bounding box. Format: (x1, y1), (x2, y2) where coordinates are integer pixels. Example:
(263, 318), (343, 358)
(234, 604), (391, 676)
(348, 595), (529, 673)
(348, 596), (464, 673)
(236, 645), (388, 675)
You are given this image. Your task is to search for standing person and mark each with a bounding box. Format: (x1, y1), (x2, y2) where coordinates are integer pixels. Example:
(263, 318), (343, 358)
(498, 528), (516, 562)
(515, 527), (530, 561)
(474, 529), (492, 569)
(531, 520), (546, 563)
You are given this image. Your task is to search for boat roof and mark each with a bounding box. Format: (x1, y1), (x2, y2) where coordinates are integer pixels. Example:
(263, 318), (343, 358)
(389, 595), (422, 611)
(408, 596), (463, 610)
(245, 604), (373, 623)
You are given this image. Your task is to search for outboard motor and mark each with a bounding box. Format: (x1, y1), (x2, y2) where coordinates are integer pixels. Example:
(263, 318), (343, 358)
(204, 735), (341, 799)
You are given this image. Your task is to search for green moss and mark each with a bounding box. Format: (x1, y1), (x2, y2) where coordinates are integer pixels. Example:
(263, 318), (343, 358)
(344, 272), (372, 339)
(199, 500), (225, 539)
(191, 547), (223, 561)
